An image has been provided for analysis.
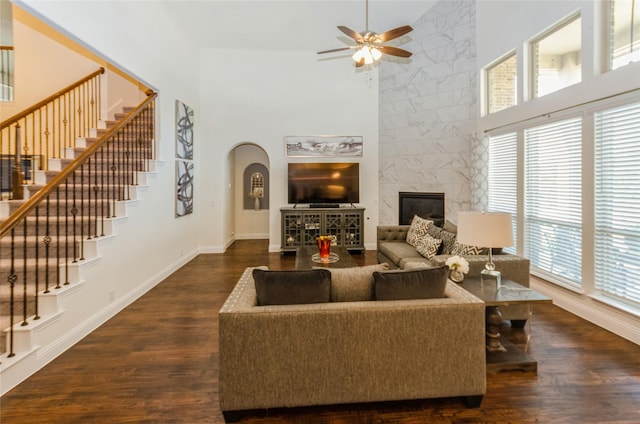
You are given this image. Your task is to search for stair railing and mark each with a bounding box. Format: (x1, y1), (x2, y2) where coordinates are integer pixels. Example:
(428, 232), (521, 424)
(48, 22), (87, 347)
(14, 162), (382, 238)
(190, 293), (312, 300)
(0, 91), (156, 359)
(0, 67), (104, 200)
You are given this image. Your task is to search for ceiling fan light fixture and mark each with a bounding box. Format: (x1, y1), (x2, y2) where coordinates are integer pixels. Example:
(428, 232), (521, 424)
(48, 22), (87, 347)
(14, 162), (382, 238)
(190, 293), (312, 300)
(371, 47), (382, 61)
(352, 46), (379, 65)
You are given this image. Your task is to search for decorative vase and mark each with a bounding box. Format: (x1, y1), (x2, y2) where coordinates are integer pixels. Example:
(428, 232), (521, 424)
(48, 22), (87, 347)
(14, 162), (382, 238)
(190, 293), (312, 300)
(449, 268), (465, 283)
(254, 197), (261, 211)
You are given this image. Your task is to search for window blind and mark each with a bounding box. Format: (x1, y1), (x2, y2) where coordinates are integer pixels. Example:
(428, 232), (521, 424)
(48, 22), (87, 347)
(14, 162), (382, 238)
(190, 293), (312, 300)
(525, 117), (582, 286)
(594, 101), (640, 306)
(488, 132), (517, 254)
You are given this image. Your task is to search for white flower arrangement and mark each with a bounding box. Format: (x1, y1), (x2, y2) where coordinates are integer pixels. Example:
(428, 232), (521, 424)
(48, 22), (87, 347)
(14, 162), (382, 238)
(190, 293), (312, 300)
(445, 255), (470, 274)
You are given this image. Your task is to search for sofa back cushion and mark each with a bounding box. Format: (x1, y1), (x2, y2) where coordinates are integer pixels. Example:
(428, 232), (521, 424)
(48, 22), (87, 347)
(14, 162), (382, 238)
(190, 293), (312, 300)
(253, 269), (331, 306)
(373, 267), (448, 300)
(317, 263), (389, 302)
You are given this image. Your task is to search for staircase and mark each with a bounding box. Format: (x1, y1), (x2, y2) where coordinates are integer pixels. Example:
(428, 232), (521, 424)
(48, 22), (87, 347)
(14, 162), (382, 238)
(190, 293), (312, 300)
(0, 89), (157, 392)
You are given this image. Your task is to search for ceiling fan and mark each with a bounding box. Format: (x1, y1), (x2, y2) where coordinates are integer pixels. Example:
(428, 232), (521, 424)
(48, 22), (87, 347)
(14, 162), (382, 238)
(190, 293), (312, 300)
(317, 0), (413, 67)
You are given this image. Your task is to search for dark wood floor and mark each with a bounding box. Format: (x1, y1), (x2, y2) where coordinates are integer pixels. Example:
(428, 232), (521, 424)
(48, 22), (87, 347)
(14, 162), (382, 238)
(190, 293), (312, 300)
(1, 240), (640, 423)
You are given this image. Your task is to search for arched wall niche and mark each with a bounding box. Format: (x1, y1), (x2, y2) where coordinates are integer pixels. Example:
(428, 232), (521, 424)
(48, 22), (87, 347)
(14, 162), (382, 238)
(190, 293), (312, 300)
(243, 163), (269, 210)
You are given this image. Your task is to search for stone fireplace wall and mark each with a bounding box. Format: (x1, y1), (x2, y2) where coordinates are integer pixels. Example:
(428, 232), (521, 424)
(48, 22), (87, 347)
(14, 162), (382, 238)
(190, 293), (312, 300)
(378, 0), (478, 225)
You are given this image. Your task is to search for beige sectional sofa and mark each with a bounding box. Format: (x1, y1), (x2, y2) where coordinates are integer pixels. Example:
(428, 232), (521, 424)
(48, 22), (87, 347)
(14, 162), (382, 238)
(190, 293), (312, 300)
(377, 224), (531, 324)
(218, 267), (486, 422)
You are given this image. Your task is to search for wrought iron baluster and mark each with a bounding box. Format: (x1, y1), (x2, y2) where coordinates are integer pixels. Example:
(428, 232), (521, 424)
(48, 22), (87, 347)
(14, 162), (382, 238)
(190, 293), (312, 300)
(71, 173), (78, 263)
(21, 218), (28, 326)
(100, 142), (105, 236)
(8, 229), (17, 357)
(79, 162), (85, 260)
(55, 186), (61, 290)
(93, 153), (99, 239)
(64, 180), (70, 285)
(44, 197), (51, 294)
(34, 205), (41, 321)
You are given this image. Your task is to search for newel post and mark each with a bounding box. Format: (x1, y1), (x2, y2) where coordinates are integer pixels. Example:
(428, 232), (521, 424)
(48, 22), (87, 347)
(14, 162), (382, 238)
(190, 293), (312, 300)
(12, 123), (24, 200)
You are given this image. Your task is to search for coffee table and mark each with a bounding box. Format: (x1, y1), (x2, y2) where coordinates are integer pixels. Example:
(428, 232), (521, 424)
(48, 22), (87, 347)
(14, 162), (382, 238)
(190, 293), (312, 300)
(459, 277), (552, 373)
(295, 245), (357, 269)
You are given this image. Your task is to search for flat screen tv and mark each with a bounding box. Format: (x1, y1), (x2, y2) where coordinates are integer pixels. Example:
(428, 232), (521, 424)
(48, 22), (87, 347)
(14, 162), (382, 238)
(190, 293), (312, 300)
(288, 162), (359, 205)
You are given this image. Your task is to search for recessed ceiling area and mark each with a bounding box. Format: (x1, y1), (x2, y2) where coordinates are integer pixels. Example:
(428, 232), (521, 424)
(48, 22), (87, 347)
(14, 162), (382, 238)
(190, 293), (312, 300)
(160, 0), (437, 52)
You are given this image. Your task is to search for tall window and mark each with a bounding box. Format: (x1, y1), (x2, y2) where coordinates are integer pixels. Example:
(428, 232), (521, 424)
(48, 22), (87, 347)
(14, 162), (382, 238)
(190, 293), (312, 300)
(525, 118), (582, 286)
(594, 101), (640, 307)
(486, 53), (517, 114)
(488, 132), (517, 254)
(610, 0), (640, 69)
(532, 15), (582, 98)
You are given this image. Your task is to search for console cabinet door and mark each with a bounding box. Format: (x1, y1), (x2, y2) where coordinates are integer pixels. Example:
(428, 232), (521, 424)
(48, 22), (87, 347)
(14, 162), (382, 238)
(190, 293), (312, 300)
(281, 212), (303, 249)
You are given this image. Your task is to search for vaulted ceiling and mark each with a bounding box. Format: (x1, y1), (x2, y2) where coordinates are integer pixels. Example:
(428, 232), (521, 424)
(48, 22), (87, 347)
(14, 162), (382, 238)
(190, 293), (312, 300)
(160, 0), (437, 52)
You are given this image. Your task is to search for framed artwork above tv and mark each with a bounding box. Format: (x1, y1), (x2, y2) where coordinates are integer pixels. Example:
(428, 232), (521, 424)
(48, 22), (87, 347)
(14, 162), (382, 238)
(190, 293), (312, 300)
(285, 135), (363, 157)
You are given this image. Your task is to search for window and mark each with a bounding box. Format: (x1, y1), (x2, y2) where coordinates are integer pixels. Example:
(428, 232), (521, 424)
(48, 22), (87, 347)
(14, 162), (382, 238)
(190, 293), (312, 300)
(594, 101), (640, 307)
(488, 132), (517, 254)
(0, 0), (14, 102)
(525, 117), (582, 286)
(532, 15), (582, 98)
(610, 0), (640, 69)
(486, 53), (517, 114)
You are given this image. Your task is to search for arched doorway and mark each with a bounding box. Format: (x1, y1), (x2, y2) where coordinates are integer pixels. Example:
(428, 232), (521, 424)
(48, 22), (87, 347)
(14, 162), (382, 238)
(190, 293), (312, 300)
(227, 143), (270, 245)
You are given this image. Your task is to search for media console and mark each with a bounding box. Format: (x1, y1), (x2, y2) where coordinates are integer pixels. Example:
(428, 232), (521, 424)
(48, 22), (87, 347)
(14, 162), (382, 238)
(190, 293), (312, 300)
(280, 207), (365, 253)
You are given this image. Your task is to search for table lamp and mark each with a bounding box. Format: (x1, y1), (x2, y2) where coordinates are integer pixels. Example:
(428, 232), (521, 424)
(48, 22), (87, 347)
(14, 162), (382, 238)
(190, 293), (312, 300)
(457, 211), (513, 289)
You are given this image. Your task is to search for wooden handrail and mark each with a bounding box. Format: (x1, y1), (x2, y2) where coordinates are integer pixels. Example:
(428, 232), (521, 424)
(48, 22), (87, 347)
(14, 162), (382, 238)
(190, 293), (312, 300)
(0, 46), (14, 50)
(0, 91), (157, 238)
(0, 67), (105, 129)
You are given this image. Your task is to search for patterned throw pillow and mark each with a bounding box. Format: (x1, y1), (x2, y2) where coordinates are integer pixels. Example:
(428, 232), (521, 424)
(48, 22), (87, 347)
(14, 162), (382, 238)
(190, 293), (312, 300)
(406, 215), (434, 247)
(451, 241), (483, 256)
(415, 235), (442, 259)
(439, 230), (458, 255)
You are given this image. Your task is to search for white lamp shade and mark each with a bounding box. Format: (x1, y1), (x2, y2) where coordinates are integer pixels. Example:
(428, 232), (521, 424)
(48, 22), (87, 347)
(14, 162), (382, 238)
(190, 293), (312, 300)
(456, 211), (513, 248)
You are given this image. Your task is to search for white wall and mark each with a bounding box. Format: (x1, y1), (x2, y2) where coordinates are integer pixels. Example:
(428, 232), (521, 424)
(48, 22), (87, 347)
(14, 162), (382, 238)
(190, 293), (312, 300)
(199, 48), (379, 253)
(0, 18), (98, 116)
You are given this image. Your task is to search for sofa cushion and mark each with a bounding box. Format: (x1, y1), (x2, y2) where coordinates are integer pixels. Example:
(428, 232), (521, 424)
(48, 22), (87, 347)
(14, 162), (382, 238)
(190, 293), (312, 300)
(317, 263), (389, 302)
(406, 215), (434, 247)
(443, 219), (458, 234)
(379, 241), (424, 265)
(373, 267), (448, 300)
(253, 269), (331, 306)
(414, 235), (442, 259)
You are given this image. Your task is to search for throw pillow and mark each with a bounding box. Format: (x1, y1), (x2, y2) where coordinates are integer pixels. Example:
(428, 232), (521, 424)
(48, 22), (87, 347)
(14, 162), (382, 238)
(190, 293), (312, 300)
(414, 235), (442, 259)
(439, 229), (458, 255)
(316, 263), (389, 302)
(451, 241), (484, 256)
(373, 267), (448, 300)
(253, 268), (331, 306)
(406, 215), (434, 247)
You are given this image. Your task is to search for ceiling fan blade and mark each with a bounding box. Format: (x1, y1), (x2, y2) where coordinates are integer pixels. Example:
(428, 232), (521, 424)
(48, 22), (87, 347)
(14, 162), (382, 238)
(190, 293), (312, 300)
(378, 25), (413, 42)
(338, 26), (364, 42)
(317, 46), (357, 55)
(378, 46), (413, 58)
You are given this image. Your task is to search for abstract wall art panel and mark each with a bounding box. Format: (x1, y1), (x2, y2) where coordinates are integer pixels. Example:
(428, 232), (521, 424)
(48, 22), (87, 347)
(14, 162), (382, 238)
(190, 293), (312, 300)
(176, 100), (194, 160)
(176, 160), (194, 217)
